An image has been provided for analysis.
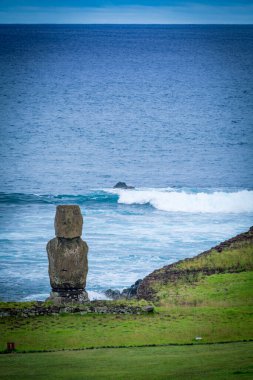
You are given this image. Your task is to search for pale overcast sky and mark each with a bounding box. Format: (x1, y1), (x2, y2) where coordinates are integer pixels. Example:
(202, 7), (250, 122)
(0, 0), (253, 24)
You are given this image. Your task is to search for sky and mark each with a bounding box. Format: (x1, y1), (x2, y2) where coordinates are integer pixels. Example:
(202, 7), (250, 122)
(0, 0), (253, 24)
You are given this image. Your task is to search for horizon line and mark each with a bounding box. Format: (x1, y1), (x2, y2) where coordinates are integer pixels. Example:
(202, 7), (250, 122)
(0, 22), (253, 25)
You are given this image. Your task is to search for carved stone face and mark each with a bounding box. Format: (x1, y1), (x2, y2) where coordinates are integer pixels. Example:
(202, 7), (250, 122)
(54, 205), (83, 238)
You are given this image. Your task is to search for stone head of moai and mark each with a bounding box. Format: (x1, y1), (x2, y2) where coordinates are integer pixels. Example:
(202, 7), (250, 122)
(54, 205), (83, 238)
(47, 205), (89, 305)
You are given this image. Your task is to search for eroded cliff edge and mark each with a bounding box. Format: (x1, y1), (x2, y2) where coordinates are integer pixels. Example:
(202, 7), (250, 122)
(137, 226), (253, 301)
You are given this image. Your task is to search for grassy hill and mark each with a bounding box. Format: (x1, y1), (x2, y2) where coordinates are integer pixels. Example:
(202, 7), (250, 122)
(0, 227), (252, 379)
(137, 227), (253, 305)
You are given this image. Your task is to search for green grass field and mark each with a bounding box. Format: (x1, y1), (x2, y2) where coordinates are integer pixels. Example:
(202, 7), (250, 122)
(0, 231), (252, 378)
(0, 306), (253, 352)
(0, 342), (253, 380)
(157, 271), (253, 307)
(2, 269), (251, 352)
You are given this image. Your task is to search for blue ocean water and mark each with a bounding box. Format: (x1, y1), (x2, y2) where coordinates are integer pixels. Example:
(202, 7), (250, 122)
(0, 25), (253, 300)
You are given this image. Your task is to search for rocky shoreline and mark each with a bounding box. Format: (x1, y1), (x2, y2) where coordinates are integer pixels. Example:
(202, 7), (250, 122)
(1, 227), (252, 312)
(104, 279), (142, 300)
(137, 226), (253, 300)
(104, 227), (253, 301)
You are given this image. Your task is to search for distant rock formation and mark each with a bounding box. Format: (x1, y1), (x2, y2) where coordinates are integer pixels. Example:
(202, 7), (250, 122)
(105, 279), (142, 300)
(47, 205), (89, 304)
(113, 182), (135, 189)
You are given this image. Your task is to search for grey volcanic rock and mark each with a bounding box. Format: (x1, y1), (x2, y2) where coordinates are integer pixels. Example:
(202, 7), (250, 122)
(47, 237), (88, 290)
(104, 289), (121, 300)
(142, 305), (154, 313)
(121, 279), (142, 298)
(47, 205), (89, 304)
(113, 182), (135, 190)
(105, 279), (142, 300)
(54, 205), (83, 238)
(48, 289), (89, 305)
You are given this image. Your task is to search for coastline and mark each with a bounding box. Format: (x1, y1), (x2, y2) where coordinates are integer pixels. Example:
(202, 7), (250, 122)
(0, 226), (252, 356)
(137, 226), (253, 301)
(104, 226), (253, 301)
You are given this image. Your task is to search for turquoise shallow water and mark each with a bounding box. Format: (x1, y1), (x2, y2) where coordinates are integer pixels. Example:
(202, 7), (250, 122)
(0, 189), (252, 301)
(0, 25), (253, 300)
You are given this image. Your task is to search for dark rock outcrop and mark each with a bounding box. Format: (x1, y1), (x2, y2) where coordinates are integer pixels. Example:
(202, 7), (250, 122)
(105, 279), (143, 300)
(122, 279), (143, 298)
(113, 182), (135, 190)
(47, 205), (89, 304)
(104, 289), (122, 300)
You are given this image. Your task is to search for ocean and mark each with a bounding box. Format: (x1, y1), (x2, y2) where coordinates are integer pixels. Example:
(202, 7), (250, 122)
(0, 25), (253, 301)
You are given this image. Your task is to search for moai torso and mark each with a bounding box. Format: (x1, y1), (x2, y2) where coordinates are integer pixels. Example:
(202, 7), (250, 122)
(46, 205), (89, 304)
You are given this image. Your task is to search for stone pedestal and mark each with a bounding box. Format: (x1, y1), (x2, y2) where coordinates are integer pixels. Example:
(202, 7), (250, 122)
(46, 205), (89, 304)
(48, 289), (89, 305)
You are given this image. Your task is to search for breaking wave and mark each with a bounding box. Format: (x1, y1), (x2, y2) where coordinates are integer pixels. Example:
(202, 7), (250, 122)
(113, 189), (253, 213)
(1, 189), (253, 213)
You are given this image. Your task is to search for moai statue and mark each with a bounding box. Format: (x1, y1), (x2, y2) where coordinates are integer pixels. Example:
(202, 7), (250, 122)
(46, 205), (89, 304)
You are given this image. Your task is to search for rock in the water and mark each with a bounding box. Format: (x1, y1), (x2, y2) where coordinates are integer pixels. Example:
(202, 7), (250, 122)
(113, 182), (135, 189)
(105, 279), (142, 300)
(54, 205), (83, 238)
(122, 279), (142, 298)
(104, 289), (121, 300)
(47, 237), (88, 290)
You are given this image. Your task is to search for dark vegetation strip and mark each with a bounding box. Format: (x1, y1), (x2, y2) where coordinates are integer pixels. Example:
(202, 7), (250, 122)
(2, 339), (253, 355)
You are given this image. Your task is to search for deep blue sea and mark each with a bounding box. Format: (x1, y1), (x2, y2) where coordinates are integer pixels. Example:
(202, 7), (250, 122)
(0, 25), (253, 301)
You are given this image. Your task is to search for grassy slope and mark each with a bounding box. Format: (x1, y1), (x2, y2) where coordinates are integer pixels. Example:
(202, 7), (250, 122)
(0, 342), (253, 380)
(0, 229), (253, 379)
(137, 227), (253, 301)
(0, 229), (253, 352)
(157, 271), (253, 307)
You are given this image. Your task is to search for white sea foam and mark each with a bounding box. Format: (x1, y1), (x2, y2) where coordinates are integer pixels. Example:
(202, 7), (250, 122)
(87, 291), (110, 301)
(22, 293), (49, 301)
(21, 292), (109, 301)
(111, 189), (253, 213)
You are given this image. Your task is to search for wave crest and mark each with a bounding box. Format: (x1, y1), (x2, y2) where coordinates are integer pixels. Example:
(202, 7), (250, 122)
(114, 189), (253, 213)
(1, 189), (253, 213)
